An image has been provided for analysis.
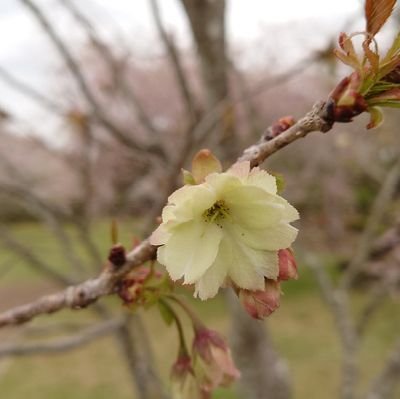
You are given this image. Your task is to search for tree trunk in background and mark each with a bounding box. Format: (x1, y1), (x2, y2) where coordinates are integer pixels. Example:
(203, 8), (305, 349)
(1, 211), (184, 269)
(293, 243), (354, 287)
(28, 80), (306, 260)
(179, 0), (238, 161)
(115, 315), (169, 399)
(227, 291), (292, 399)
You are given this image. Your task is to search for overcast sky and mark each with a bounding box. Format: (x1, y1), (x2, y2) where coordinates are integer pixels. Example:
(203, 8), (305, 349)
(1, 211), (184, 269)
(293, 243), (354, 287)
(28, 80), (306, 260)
(0, 0), (365, 138)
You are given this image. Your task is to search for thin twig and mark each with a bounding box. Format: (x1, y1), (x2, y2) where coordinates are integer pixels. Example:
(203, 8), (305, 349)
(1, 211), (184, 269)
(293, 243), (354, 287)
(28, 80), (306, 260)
(58, 0), (161, 139)
(340, 157), (400, 289)
(0, 65), (63, 114)
(19, 0), (166, 159)
(356, 277), (397, 337)
(0, 226), (72, 286)
(366, 339), (400, 399)
(149, 0), (199, 121)
(239, 100), (332, 167)
(0, 182), (87, 275)
(306, 256), (359, 399)
(0, 318), (124, 357)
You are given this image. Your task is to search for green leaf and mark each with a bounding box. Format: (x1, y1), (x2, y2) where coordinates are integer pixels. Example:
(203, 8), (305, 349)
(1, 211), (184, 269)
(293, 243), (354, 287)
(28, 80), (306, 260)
(366, 82), (400, 97)
(369, 101), (400, 108)
(366, 106), (384, 129)
(157, 300), (174, 326)
(382, 32), (400, 63)
(182, 169), (196, 185)
(269, 172), (285, 194)
(367, 88), (400, 107)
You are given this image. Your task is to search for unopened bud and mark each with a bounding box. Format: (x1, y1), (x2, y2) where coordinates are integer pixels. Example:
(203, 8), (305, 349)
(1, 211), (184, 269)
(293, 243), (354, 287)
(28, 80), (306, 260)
(263, 116), (295, 140)
(238, 279), (281, 320)
(170, 354), (206, 399)
(191, 149), (222, 184)
(192, 327), (240, 393)
(108, 244), (126, 268)
(278, 248), (298, 281)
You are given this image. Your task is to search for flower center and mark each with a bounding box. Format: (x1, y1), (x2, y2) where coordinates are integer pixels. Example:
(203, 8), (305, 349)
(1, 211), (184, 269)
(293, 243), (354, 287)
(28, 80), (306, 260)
(203, 200), (230, 226)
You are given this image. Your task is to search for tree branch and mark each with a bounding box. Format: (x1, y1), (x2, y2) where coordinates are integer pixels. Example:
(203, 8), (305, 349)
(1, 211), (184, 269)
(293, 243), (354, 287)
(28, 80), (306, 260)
(0, 225), (72, 286)
(19, 0), (166, 159)
(239, 100), (332, 167)
(356, 275), (399, 336)
(58, 0), (162, 140)
(306, 255), (359, 399)
(149, 0), (199, 121)
(340, 156), (400, 289)
(0, 318), (124, 357)
(0, 239), (155, 328)
(366, 339), (400, 399)
(0, 65), (63, 114)
(0, 100), (333, 329)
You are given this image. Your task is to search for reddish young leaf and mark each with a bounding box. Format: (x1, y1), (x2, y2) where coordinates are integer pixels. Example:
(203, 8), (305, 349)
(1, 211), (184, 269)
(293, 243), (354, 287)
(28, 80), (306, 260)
(334, 33), (362, 71)
(365, 0), (397, 38)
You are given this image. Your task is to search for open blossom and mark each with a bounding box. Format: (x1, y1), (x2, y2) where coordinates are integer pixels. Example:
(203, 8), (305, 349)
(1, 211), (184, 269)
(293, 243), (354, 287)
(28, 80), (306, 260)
(150, 158), (299, 299)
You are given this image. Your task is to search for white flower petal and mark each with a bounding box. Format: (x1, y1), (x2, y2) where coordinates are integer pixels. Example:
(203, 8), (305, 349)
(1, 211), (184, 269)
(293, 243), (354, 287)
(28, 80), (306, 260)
(260, 251), (279, 280)
(168, 185), (216, 219)
(226, 186), (284, 228)
(150, 223), (171, 245)
(157, 245), (168, 267)
(194, 238), (230, 300)
(279, 198), (299, 223)
(229, 222), (298, 251)
(168, 185), (196, 205)
(165, 187), (216, 223)
(228, 245), (279, 290)
(161, 205), (178, 222)
(189, 188), (216, 217)
(159, 221), (223, 283)
(246, 168), (277, 194)
(205, 173), (242, 197)
(183, 223), (224, 283)
(226, 236), (278, 290)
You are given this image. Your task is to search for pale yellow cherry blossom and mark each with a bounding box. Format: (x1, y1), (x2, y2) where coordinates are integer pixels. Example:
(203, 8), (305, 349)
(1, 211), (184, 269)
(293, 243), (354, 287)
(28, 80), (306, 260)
(150, 158), (299, 300)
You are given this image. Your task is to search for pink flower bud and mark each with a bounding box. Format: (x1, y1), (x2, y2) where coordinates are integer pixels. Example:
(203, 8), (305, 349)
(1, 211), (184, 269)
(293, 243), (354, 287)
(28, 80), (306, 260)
(238, 279), (281, 320)
(263, 116), (295, 140)
(192, 328), (240, 393)
(278, 248), (298, 281)
(170, 354), (207, 399)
